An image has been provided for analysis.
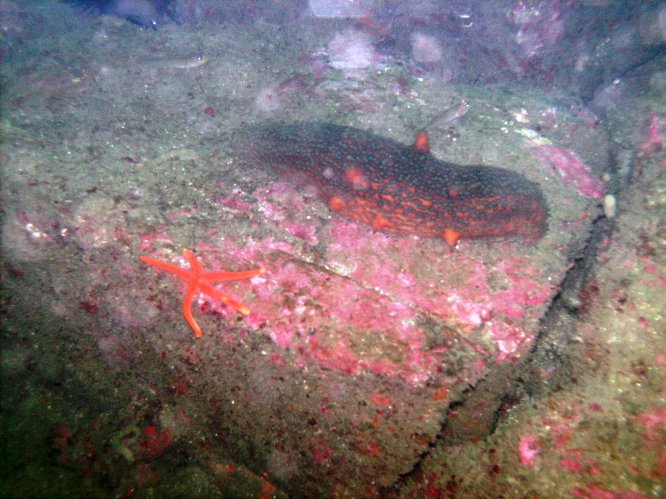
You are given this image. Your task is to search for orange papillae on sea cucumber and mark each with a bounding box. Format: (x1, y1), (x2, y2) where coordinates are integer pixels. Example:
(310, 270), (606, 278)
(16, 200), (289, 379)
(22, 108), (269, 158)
(233, 123), (548, 246)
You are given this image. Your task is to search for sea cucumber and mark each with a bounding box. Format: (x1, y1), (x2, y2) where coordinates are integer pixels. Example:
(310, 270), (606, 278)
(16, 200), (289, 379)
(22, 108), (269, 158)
(233, 123), (548, 246)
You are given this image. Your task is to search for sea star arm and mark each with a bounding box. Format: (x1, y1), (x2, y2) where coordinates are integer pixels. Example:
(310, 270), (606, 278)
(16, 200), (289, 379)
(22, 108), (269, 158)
(139, 255), (192, 281)
(182, 279), (203, 338)
(198, 281), (253, 315)
(182, 248), (203, 274)
(202, 268), (266, 282)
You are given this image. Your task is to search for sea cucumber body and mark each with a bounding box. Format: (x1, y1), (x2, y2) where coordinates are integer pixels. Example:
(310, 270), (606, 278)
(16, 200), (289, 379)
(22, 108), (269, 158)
(233, 123), (548, 243)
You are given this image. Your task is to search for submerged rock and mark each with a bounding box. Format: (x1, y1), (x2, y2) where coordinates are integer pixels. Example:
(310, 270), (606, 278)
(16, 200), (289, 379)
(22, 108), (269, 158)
(63, 0), (171, 28)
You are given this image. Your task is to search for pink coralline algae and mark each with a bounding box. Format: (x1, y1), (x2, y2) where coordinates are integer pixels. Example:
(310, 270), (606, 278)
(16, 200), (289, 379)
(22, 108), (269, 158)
(308, 437), (333, 465)
(518, 435), (541, 466)
(162, 169), (553, 383)
(639, 113), (663, 156)
(324, 219), (551, 360)
(637, 408), (666, 440)
(489, 323), (533, 363)
(571, 483), (646, 499)
(253, 183), (319, 246)
(140, 175), (553, 385)
(245, 253), (441, 385)
(215, 186), (254, 213)
(186, 230), (548, 384)
(531, 145), (605, 200)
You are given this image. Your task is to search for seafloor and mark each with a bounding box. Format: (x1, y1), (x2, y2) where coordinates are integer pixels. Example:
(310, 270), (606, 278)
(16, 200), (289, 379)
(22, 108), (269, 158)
(1, 1), (665, 498)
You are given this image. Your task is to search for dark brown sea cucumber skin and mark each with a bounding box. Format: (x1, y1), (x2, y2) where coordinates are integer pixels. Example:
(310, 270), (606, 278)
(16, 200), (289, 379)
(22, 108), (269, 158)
(233, 123), (548, 243)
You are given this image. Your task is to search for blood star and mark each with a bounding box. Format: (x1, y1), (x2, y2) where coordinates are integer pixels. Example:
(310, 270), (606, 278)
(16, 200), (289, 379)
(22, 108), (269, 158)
(140, 248), (264, 338)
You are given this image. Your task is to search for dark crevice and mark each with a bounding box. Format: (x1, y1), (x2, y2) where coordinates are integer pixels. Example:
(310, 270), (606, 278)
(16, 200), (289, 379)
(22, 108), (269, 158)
(390, 130), (631, 492)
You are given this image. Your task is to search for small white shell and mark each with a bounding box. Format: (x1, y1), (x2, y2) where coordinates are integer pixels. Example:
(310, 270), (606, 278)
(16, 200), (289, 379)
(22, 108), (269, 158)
(603, 194), (617, 218)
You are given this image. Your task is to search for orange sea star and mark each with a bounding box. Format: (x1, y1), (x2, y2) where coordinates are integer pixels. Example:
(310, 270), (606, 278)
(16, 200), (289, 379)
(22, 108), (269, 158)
(140, 248), (264, 338)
